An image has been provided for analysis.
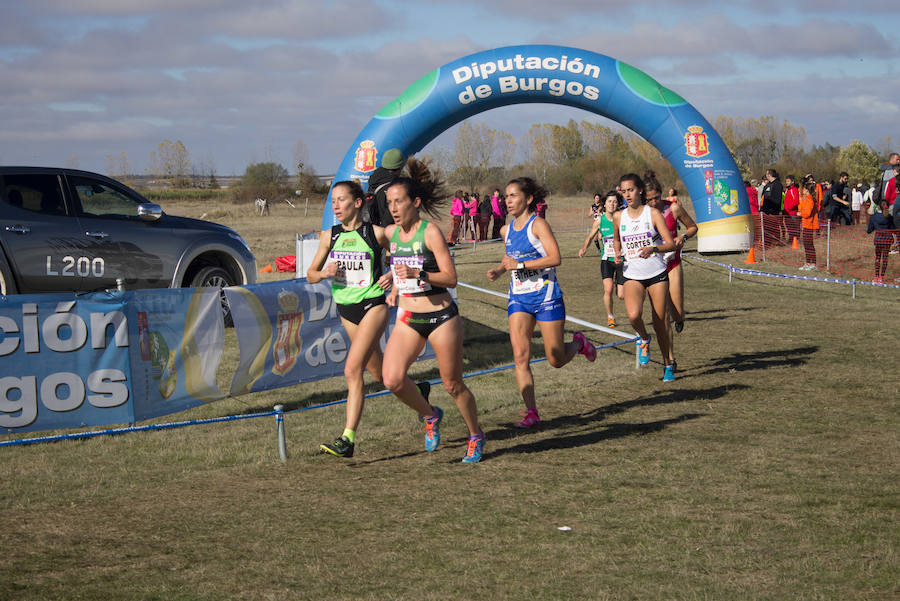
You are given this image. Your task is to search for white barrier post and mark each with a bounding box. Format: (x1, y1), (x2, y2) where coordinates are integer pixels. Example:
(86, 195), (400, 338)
(274, 404), (287, 462)
(729, 264), (733, 283)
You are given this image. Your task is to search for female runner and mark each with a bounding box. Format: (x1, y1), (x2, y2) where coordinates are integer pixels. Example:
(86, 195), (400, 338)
(307, 180), (394, 458)
(613, 173), (677, 382)
(381, 161), (485, 463)
(645, 176), (697, 374)
(579, 189), (623, 327)
(487, 177), (596, 429)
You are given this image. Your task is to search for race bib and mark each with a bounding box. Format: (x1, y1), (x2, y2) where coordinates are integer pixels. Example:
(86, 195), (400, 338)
(511, 268), (546, 295)
(329, 250), (372, 288)
(603, 237), (615, 259)
(392, 256), (430, 295)
(621, 231), (653, 260)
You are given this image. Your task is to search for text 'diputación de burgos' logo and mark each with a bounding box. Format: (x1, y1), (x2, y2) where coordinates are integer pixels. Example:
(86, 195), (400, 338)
(354, 140), (378, 173)
(272, 289), (303, 376)
(684, 125), (710, 158)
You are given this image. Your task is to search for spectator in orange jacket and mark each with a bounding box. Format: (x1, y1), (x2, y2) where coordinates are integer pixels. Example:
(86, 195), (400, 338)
(798, 177), (819, 271)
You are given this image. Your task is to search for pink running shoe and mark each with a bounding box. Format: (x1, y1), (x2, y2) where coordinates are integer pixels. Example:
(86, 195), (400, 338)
(516, 409), (540, 429)
(573, 331), (596, 362)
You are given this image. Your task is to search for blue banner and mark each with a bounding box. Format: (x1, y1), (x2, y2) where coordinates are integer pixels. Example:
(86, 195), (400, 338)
(226, 280), (434, 396)
(0, 288), (224, 434)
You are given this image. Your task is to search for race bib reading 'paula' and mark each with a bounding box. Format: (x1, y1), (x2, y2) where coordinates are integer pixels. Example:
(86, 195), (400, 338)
(511, 267), (546, 295)
(392, 256), (430, 295)
(329, 250), (372, 288)
(621, 231), (653, 260)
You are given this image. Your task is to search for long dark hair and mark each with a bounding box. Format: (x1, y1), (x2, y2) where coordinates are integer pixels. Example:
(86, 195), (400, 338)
(507, 176), (547, 213)
(619, 173), (645, 202)
(387, 157), (447, 219)
(331, 179), (364, 202)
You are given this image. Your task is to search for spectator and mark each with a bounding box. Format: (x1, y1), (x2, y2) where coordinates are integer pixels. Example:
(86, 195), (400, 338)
(884, 165), (900, 254)
(863, 181), (876, 222)
(761, 169), (783, 246)
(875, 152), (900, 206)
(746, 180), (759, 215)
(798, 178), (819, 271)
(867, 201), (894, 283)
(448, 189), (464, 246)
(830, 172), (851, 225)
(783, 174), (800, 244)
(851, 183), (864, 225)
(490, 188), (505, 239)
(364, 148), (405, 226)
(464, 192), (478, 240)
(477, 191), (492, 240)
(667, 188), (679, 205)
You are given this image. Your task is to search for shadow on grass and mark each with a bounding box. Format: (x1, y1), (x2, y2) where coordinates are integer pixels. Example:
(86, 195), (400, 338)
(690, 346), (818, 377)
(475, 384), (746, 459)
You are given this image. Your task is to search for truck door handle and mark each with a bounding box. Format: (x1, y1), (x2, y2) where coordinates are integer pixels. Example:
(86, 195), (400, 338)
(5, 225), (30, 234)
(85, 231), (109, 239)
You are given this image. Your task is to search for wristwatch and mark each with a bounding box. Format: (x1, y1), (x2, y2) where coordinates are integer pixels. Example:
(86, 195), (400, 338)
(516, 261), (525, 270)
(650, 245), (658, 254)
(417, 270), (429, 284)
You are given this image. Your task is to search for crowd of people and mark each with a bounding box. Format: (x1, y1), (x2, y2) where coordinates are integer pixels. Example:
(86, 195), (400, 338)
(744, 154), (900, 283)
(447, 188), (510, 245)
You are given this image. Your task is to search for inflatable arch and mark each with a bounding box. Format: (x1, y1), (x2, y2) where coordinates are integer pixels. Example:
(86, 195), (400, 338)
(324, 45), (752, 253)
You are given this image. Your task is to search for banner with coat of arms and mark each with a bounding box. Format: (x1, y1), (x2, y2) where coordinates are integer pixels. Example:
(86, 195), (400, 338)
(225, 280), (435, 397)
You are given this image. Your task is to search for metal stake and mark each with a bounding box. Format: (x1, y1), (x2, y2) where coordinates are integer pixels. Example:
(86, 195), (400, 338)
(274, 404), (287, 462)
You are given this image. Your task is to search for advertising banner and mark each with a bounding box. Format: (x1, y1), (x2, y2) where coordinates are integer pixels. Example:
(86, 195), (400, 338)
(127, 287), (225, 422)
(0, 291), (131, 433)
(226, 280), (434, 396)
(0, 288), (225, 434)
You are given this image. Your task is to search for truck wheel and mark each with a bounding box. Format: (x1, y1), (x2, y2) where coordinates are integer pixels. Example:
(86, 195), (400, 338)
(190, 266), (236, 326)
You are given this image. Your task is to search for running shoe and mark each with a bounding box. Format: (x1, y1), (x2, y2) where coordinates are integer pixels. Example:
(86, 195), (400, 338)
(516, 408), (541, 429)
(663, 364), (675, 382)
(320, 435), (354, 458)
(674, 320), (684, 333)
(423, 406), (443, 452)
(873, 276), (884, 284)
(461, 434), (485, 463)
(573, 331), (596, 362)
(636, 336), (651, 366)
(607, 316), (616, 327)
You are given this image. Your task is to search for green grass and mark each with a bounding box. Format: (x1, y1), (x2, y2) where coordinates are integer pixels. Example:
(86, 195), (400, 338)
(1, 197), (898, 600)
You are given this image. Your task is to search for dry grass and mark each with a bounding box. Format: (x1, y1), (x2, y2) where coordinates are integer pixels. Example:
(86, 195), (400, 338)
(1, 196), (898, 600)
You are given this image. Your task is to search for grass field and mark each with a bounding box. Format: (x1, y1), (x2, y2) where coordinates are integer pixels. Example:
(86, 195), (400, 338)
(2, 195), (898, 600)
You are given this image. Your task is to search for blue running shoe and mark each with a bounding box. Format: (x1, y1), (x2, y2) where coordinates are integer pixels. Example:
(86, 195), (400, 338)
(461, 434), (484, 463)
(663, 364), (675, 382)
(637, 336), (651, 366)
(423, 406), (443, 452)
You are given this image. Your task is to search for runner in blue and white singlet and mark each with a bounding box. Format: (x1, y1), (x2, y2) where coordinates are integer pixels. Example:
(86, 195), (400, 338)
(487, 177), (597, 430)
(504, 212), (564, 318)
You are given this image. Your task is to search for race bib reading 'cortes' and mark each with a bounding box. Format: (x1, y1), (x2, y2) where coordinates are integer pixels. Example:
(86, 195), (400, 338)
(329, 250), (372, 288)
(511, 267), (546, 295)
(391, 256), (430, 295)
(621, 231), (653, 260)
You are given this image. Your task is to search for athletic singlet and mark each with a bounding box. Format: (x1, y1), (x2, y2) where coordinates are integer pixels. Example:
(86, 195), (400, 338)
(390, 220), (447, 297)
(504, 213), (563, 305)
(327, 223), (385, 305)
(598, 213), (616, 262)
(661, 202), (680, 265)
(619, 205), (667, 280)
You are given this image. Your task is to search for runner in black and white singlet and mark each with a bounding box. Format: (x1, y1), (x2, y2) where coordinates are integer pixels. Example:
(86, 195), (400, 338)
(613, 173), (677, 381)
(381, 161), (485, 463)
(307, 180), (394, 458)
(487, 177), (596, 429)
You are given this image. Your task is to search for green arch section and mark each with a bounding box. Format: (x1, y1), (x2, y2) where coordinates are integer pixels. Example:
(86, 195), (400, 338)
(376, 68), (440, 118)
(616, 61), (686, 106)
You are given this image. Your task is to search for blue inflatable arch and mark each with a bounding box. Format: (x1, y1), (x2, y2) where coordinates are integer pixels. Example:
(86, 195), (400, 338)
(324, 45), (751, 253)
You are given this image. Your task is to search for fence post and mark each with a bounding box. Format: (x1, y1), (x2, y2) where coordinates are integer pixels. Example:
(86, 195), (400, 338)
(304, 197), (309, 217)
(274, 404), (287, 462)
(729, 264), (733, 283)
(760, 213), (766, 262)
(581, 208), (585, 231)
(852, 280), (857, 299)
(826, 221), (831, 271)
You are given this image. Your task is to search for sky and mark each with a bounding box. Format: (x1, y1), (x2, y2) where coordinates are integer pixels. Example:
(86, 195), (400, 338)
(1, 0), (899, 177)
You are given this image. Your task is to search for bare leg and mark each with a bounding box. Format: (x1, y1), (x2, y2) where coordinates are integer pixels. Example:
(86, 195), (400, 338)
(339, 304), (388, 432)
(508, 312), (538, 411)
(382, 320), (433, 418)
(427, 315), (480, 436)
(646, 280), (672, 366)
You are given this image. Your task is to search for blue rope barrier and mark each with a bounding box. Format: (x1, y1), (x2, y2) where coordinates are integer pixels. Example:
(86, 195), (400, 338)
(686, 254), (900, 290)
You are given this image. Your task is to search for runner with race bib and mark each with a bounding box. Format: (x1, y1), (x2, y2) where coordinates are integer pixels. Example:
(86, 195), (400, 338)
(487, 177), (596, 430)
(578, 189), (623, 327)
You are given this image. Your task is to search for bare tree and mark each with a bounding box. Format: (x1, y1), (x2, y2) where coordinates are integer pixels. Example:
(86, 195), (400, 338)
(450, 122), (515, 190)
